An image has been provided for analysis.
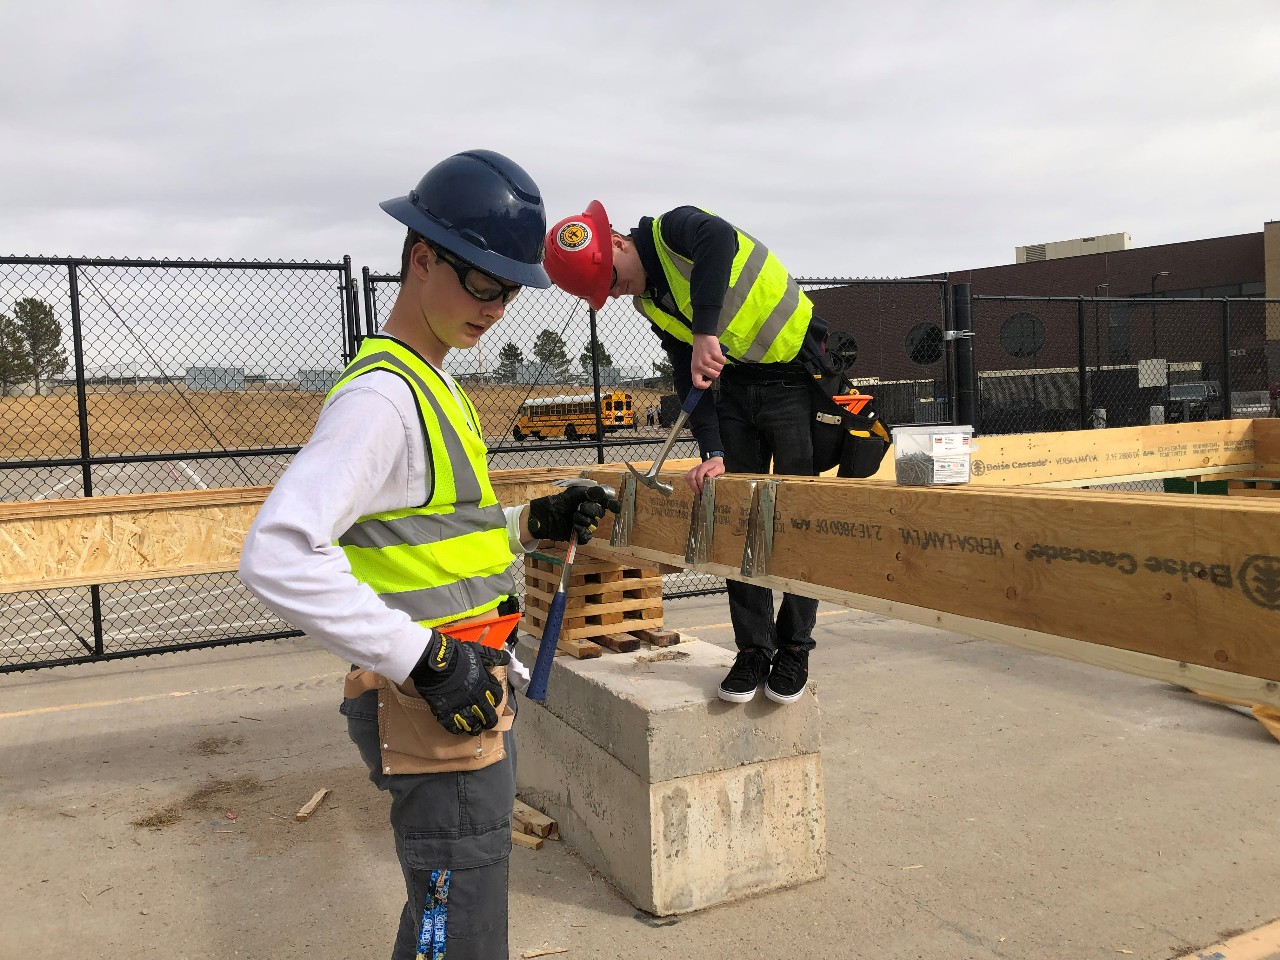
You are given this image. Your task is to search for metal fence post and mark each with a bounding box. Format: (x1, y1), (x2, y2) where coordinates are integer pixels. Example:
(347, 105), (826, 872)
(346, 255), (363, 351)
(588, 307), (605, 464)
(340, 255), (357, 361)
(361, 266), (376, 339)
(950, 283), (977, 428)
(66, 263), (105, 657)
(1220, 299), (1232, 419)
(1077, 298), (1090, 429)
(940, 280), (954, 422)
(66, 264), (92, 498)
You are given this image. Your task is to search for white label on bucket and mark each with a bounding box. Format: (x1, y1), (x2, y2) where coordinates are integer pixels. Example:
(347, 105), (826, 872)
(932, 455), (971, 484)
(931, 433), (969, 454)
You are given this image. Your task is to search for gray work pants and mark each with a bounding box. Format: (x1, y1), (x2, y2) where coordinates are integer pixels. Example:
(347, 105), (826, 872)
(343, 690), (516, 960)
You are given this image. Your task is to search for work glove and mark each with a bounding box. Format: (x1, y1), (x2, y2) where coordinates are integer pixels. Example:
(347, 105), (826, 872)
(527, 484), (621, 545)
(409, 631), (511, 736)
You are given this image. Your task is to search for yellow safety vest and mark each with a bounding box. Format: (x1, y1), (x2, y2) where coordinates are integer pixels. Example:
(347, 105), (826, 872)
(326, 336), (516, 627)
(635, 213), (814, 363)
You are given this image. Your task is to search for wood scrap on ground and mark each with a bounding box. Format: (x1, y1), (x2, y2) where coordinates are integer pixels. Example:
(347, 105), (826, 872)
(514, 799), (558, 840)
(511, 832), (544, 850)
(294, 788), (330, 821)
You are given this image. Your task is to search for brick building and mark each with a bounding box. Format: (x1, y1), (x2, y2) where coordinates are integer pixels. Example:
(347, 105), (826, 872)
(807, 222), (1280, 429)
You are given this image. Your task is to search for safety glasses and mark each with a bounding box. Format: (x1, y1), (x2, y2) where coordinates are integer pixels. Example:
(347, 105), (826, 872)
(433, 246), (521, 305)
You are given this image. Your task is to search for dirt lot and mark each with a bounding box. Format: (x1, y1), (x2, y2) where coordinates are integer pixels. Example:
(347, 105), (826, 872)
(0, 384), (671, 458)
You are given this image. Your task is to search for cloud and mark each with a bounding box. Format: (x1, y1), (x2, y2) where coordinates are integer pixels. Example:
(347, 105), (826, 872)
(1, 0), (1276, 279)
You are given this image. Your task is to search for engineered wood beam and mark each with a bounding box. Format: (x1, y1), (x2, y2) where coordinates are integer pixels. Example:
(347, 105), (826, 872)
(586, 468), (1280, 705)
(865, 418), (1260, 487)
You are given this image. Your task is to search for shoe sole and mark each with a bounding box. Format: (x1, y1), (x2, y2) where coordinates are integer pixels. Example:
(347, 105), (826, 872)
(764, 683), (806, 704)
(717, 684), (761, 703)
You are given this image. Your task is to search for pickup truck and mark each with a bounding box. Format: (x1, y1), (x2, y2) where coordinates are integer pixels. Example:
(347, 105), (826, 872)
(1166, 381), (1224, 422)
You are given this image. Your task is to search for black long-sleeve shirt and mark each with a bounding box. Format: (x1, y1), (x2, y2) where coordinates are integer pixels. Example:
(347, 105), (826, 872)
(630, 206), (826, 457)
(631, 207), (737, 455)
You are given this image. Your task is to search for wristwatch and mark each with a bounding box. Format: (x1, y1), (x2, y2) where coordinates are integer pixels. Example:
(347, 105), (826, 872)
(702, 450), (724, 462)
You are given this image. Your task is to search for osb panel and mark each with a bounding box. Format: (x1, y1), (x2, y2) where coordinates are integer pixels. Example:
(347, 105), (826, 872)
(0, 500), (260, 593)
(0, 467), (583, 594)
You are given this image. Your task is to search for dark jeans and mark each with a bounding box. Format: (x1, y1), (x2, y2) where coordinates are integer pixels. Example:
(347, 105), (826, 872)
(717, 365), (819, 654)
(343, 690), (516, 960)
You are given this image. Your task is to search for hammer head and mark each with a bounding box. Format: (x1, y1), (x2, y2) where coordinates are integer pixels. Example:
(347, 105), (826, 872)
(626, 460), (674, 496)
(554, 476), (619, 499)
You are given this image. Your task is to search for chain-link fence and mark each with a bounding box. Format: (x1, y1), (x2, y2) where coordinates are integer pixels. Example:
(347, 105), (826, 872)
(0, 255), (358, 670)
(970, 293), (1278, 492)
(803, 279), (953, 425)
(0, 256), (358, 499)
(971, 295), (1276, 434)
(5, 257), (1274, 672)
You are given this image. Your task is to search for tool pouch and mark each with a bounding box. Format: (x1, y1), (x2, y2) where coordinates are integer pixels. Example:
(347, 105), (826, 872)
(805, 371), (891, 478)
(345, 666), (515, 775)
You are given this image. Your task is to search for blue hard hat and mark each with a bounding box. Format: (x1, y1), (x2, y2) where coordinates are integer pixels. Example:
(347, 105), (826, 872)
(380, 149), (551, 289)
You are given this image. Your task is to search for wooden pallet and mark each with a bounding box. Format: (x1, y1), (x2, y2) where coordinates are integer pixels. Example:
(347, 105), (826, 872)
(522, 550), (665, 644)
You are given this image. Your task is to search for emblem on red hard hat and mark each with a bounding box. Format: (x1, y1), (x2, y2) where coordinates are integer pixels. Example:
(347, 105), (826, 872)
(556, 221), (591, 251)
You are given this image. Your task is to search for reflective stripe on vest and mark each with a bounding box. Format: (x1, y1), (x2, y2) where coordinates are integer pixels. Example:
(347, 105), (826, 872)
(636, 214), (813, 363)
(327, 337), (515, 627)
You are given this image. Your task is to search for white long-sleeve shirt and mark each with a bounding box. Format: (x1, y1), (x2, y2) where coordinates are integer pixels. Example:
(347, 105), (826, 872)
(239, 360), (534, 685)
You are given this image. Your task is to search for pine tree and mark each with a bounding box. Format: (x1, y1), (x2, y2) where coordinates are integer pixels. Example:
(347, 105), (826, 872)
(579, 338), (614, 376)
(651, 355), (674, 390)
(13, 298), (67, 394)
(0, 312), (35, 396)
(495, 341), (524, 383)
(532, 329), (571, 380)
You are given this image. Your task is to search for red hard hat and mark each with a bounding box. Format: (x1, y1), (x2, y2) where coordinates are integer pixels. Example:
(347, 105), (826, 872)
(544, 200), (613, 310)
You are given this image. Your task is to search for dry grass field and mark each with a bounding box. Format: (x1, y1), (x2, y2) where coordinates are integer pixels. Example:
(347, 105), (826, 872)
(0, 384), (671, 458)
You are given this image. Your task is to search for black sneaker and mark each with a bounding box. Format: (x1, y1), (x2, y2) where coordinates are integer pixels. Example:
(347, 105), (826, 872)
(717, 648), (773, 703)
(765, 645), (809, 704)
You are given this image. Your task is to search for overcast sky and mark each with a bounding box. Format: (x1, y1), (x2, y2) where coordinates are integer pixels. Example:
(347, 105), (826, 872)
(2, 1), (1277, 280)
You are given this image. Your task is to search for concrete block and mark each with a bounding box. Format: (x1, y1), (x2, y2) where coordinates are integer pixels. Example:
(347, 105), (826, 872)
(513, 636), (825, 915)
(517, 695), (825, 916)
(513, 636), (821, 782)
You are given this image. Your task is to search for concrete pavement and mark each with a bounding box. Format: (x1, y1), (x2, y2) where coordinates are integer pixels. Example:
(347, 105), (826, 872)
(1, 594), (1277, 959)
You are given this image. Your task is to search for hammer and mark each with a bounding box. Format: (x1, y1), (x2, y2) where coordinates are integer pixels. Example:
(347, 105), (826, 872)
(625, 383), (711, 497)
(526, 477), (617, 702)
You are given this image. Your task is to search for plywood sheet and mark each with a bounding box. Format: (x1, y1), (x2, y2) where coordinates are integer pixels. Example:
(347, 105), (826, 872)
(0, 467), (582, 594)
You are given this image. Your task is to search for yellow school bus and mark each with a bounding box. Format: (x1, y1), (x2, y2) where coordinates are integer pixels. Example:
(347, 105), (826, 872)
(513, 391), (635, 440)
